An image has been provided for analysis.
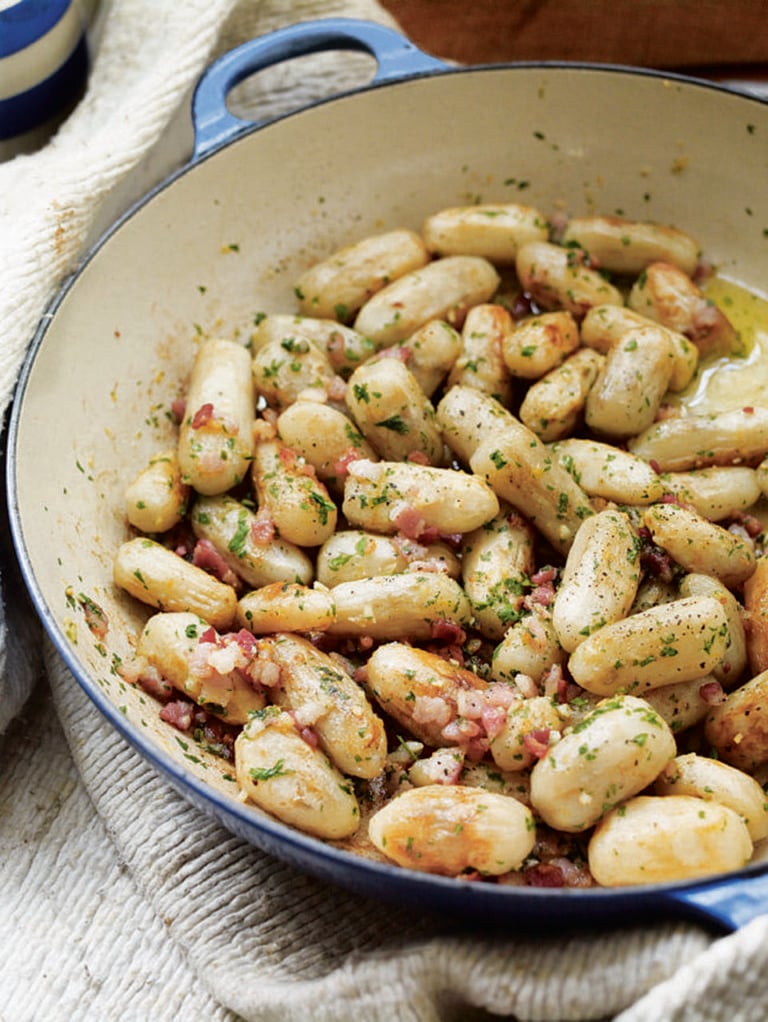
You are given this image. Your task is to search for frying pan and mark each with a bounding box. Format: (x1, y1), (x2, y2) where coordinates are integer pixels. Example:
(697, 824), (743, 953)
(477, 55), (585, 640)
(8, 17), (768, 931)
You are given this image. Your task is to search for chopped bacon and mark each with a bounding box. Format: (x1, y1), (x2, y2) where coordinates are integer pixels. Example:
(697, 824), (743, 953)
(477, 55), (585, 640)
(390, 509), (461, 545)
(525, 566), (557, 610)
(192, 538), (240, 587)
(392, 505), (429, 540)
(464, 735), (491, 762)
(407, 450), (431, 465)
(192, 630), (270, 694)
(699, 679), (727, 705)
(416, 524), (443, 544)
(654, 403), (680, 422)
(530, 566), (557, 586)
(511, 293), (536, 320)
(506, 510), (528, 530)
(732, 511), (764, 538)
(331, 447), (365, 481)
(278, 445), (316, 478)
(691, 300), (723, 337)
(525, 582), (555, 609)
(523, 728), (551, 759)
(525, 857), (593, 888)
(170, 524), (196, 559)
(455, 689), (486, 720)
(136, 665), (173, 701)
(641, 546), (674, 581)
(661, 491), (699, 514)
(326, 375), (347, 403)
(541, 663), (565, 700)
(430, 619), (467, 647)
(325, 330), (348, 368)
(230, 628), (259, 656)
(160, 699), (195, 731)
(441, 717), (482, 742)
(250, 506), (275, 545)
(189, 637), (227, 677)
(556, 669), (570, 704)
(412, 695), (453, 728)
(525, 863), (565, 888)
(521, 608), (549, 649)
(247, 656), (281, 689)
(438, 728), (489, 763)
(298, 726), (319, 748)
(259, 408), (279, 431)
(480, 704), (508, 741)
(190, 402), (215, 428)
(549, 856), (594, 888)
(80, 597), (108, 639)
(171, 397), (186, 423)
(638, 528), (675, 582)
(513, 672), (540, 699)
(485, 683), (519, 709)
(375, 344), (411, 363)
(431, 643), (466, 666)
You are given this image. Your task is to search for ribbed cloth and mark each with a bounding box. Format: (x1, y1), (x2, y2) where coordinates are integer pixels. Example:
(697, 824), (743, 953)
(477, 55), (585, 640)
(2, 2), (768, 1020)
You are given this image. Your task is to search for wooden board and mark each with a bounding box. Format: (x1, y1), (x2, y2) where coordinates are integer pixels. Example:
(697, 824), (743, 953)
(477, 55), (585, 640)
(379, 0), (768, 69)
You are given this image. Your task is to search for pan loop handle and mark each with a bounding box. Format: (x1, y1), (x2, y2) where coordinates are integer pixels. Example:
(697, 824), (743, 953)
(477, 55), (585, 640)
(192, 17), (448, 159)
(663, 868), (768, 932)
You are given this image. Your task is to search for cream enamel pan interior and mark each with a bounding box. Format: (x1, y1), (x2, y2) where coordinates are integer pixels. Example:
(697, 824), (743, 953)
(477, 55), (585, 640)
(9, 19), (768, 928)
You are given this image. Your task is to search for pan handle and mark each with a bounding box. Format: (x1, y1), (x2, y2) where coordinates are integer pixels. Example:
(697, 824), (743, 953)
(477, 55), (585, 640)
(662, 869), (768, 932)
(192, 17), (448, 159)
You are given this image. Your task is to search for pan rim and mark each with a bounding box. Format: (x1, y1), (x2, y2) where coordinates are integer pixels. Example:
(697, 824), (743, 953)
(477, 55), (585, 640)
(7, 56), (768, 928)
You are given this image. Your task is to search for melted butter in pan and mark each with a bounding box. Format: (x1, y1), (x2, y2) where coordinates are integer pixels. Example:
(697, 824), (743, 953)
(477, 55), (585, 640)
(672, 279), (768, 415)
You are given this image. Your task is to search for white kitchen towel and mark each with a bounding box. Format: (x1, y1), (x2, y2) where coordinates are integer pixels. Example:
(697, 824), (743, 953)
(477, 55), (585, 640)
(2, 1), (768, 1020)
(0, 0), (235, 732)
(0, 0), (399, 732)
(0, 645), (763, 1021)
